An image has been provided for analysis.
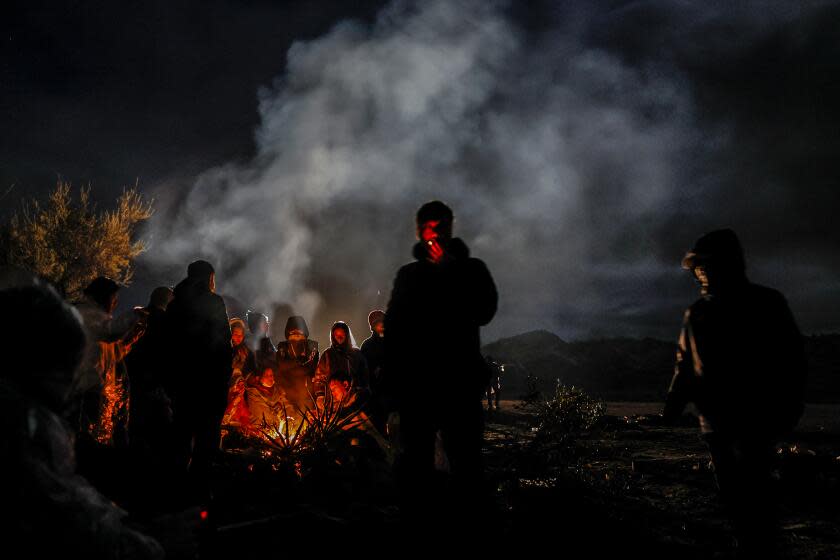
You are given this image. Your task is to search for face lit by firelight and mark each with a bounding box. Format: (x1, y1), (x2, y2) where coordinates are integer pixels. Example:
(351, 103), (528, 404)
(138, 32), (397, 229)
(231, 327), (245, 346)
(333, 327), (347, 346)
(261, 368), (275, 388)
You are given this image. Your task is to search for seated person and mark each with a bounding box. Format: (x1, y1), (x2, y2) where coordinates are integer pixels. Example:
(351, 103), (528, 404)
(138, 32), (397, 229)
(245, 367), (285, 435)
(221, 374), (249, 430)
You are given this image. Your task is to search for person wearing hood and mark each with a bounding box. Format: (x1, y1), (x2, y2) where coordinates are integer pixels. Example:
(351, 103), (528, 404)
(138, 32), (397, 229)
(246, 310), (276, 372)
(662, 229), (807, 554)
(165, 260), (232, 500)
(275, 315), (319, 409)
(73, 276), (147, 450)
(0, 280), (164, 559)
(314, 321), (370, 407)
(384, 200), (498, 528)
(361, 309), (389, 432)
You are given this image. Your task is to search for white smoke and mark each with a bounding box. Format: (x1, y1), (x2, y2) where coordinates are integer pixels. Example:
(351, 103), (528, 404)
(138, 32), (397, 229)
(144, 0), (704, 340)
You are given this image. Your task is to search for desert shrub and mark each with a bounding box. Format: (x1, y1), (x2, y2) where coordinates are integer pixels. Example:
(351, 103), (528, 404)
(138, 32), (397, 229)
(531, 381), (606, 454)
(0, 182), (152, 299)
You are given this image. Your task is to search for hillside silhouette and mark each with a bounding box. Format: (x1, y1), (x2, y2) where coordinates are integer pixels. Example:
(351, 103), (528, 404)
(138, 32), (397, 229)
(483, 330), (840, 402)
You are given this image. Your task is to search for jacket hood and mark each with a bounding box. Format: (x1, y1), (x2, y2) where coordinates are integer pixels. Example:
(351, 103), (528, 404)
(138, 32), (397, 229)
(329, 321), (355, 351)
(412, 237), (470, 262)
(285, 315), (309, 339)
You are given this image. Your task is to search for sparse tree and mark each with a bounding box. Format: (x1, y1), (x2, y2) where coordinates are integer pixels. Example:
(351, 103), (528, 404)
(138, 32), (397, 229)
(0, 181), (153, 300)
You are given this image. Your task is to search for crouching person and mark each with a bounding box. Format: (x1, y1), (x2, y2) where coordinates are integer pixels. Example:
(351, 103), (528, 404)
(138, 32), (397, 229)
(245, 367), (285, 437)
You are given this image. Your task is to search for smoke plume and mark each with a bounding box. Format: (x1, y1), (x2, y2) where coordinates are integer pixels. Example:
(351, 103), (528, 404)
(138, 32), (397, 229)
(143, 0), (840, 341)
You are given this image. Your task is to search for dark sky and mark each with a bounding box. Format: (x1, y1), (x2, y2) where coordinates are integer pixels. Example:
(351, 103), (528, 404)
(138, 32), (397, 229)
(3, 0), (840, 342)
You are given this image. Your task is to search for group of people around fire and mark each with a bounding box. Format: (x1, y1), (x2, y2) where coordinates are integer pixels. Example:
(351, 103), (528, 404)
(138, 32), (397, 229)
(220, 310), (389, 440)
(1, 199), (809, 557)
(70, 263), (402, 505)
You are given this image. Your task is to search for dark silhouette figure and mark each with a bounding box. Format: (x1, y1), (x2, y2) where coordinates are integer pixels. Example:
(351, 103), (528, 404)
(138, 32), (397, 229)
(165, 260), (232, 502)
(274, 315), (319, 409)
(125, 288), (174, 454)
(484, 355), (502, 411)
(123, 286), (176, 509)
(0, 279), (164, 558)
(314, 321), (370, 406)
(361, 309), (389, 432)
(663, 229), (807, 555)
(385, 200), (498, 528)
(245, 310), (276, 371)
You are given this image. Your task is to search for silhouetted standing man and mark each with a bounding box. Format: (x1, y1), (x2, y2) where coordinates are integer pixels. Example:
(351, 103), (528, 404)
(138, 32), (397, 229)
(166, 260), (231, 503)
(385, 200), (498, 528)
(361, 309), (388, 432)
(663, 229), (807, 555)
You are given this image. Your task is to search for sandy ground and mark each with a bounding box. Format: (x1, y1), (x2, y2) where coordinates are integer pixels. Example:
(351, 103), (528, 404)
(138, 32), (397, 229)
(482, 400), (840, 559)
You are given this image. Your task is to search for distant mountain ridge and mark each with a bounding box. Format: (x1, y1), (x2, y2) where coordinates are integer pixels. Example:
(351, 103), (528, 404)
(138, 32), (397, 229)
(482, 330), (840, 403)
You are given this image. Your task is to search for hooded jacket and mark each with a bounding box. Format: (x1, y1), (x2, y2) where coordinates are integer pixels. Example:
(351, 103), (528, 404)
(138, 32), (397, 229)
(314, 322), (370, 399)
(275, 316), (320, 405)
(664, 281), (807, 437)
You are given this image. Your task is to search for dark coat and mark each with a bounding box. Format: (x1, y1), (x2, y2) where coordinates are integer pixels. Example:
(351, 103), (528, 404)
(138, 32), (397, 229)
(360, 334), (385, 384)
(664, 281), (807, 437)
(275, 339), (319, 405)
(361, 333), (390, 407)
(165, 277), (232, 415)
(125, 306), (169, 394)
(125, 306), (173, 445)
(247, 334), (276, 372)
(315, 346), (370, 395)
(385, 238), (497, 404)
(232, 342), (257, 380)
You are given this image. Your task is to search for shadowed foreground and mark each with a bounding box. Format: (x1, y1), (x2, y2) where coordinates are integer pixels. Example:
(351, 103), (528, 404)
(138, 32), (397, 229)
(187, 401), (839, 557)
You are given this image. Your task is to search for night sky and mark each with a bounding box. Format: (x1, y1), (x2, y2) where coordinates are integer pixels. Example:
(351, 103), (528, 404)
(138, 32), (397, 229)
(3, 0), (840, 342)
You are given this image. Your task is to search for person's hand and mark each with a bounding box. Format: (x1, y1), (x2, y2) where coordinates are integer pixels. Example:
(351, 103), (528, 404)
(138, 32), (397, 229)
(426, 238), (444, 263)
